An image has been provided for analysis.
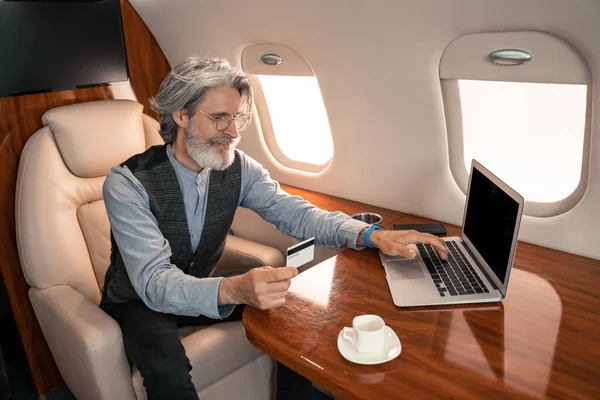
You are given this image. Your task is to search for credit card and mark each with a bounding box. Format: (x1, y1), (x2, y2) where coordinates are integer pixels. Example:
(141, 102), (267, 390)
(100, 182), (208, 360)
(286, 237), (315, 268)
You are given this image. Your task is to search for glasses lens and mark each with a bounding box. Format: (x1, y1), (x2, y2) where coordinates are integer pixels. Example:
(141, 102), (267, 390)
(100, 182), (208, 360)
(216, 116), (233, 131)
(234, 114), (249, 130)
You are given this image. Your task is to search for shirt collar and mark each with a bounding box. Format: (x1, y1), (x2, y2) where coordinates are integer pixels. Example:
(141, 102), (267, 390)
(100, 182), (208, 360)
(166, 144), (206, 181)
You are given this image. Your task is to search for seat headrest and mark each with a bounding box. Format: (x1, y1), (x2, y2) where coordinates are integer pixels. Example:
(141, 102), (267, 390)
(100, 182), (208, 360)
(42, 100), (147, 178)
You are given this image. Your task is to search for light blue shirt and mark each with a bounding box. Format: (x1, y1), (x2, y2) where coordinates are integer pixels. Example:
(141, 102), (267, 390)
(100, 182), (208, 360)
(103, 145), (370, 318)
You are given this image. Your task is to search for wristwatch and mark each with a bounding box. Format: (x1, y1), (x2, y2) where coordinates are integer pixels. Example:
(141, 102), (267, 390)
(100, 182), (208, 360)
(364, 224), (384, 249)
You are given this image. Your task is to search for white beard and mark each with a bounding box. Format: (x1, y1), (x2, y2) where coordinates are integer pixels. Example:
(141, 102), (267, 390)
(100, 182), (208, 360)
(184, 124), (238, 171)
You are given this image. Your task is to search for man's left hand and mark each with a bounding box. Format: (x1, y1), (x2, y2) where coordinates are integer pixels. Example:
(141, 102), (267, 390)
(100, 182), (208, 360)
(362, 229), (448, 260)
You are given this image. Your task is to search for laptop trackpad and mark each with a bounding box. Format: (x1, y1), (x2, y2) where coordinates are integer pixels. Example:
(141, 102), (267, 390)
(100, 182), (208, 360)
(387, 260), (425, 280)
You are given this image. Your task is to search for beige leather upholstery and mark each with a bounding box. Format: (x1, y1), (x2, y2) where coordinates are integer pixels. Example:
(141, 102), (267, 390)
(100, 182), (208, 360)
(78, 200), (112, 290)
(43, 100), (147, 178)
(142, 113), (165, 148)
(29, 285), (137, 400)
(215, 235), (285, 274)
(15, 100), (281, 400)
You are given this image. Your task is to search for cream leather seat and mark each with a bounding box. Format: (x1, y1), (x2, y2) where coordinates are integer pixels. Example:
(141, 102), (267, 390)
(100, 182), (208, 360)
(15, 100), (280, 400)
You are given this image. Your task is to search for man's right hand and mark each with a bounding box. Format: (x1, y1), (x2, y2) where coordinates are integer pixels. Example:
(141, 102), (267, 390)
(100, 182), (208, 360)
(218, 266), (298, 310)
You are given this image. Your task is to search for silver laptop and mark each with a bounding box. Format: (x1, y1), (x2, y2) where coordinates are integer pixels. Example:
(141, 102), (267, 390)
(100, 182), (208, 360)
(380, 160), (524, 307)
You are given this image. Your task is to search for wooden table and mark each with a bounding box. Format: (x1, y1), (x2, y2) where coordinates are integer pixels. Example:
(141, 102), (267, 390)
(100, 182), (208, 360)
(243, 213), (600, 399)
(279, 184), (405, 229)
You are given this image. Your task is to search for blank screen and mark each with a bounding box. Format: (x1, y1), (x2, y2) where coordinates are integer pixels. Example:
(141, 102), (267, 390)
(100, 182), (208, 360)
(463, 168), (519, 284)
(0, 0), (128, 98)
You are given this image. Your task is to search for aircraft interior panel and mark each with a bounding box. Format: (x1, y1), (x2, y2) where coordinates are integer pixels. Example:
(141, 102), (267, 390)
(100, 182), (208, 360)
(1, 1), (600, 399)
(131, 0), (600, 259)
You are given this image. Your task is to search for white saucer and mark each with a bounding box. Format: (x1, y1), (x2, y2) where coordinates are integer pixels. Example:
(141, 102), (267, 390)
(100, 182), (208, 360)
(337, 326), (401, 365)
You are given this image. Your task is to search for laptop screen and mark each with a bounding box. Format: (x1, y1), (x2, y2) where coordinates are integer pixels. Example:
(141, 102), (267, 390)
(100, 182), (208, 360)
(463, 168), (520, 285)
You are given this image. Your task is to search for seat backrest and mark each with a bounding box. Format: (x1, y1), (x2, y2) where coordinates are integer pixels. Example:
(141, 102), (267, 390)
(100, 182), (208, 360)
(16, 100), (163, 305)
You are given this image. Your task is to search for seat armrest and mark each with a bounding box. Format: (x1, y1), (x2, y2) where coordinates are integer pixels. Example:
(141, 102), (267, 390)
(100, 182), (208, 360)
(214, 235), (285, 275)
(29, 286), (136, 400)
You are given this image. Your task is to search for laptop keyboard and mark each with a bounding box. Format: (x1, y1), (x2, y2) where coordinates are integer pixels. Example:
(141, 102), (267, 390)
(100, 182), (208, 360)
(416, 242), (489, 297)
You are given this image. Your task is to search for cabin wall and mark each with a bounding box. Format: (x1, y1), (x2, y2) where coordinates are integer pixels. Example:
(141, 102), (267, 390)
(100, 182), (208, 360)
(131, 0), (600, 260)
(0, 0), (170, 394)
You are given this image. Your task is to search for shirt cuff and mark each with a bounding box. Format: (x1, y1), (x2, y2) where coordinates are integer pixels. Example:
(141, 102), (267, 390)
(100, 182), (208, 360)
(218, 305), (236, 318)
(338, 218), (371, 250)
(198, 276), (232, 319)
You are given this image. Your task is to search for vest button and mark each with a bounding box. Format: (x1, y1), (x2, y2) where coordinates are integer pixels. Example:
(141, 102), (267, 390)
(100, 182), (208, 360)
(190, 261), (195, 267)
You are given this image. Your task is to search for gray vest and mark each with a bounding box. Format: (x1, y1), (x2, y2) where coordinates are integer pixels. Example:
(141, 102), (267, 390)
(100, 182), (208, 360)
(102, 145), (241, 306)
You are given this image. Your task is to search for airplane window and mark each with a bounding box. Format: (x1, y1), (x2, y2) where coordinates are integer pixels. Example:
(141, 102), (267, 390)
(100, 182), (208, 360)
(257, 75), (333, 166)
(242, 43), (333, 172)
(440, 31), (592, 217)
(458, 79), (587, 203)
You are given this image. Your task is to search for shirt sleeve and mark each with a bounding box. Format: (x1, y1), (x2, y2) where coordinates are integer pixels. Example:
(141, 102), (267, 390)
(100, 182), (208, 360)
(238, 153), (370, 249)
(103, 166), (234, 318)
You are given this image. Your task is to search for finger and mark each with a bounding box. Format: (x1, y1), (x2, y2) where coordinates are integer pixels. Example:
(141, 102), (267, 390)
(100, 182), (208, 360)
(266, 279), (292, 292)
(263, 266), (298, 282)
(259, 291), (288, 303)
(257, 292), (288, 309)
(389, 245), (418, 258)
(269, 291), (289, 300)
(410, 232), (448, 259)
(253, 266), (273, 272)
(262, 297), (286, 310)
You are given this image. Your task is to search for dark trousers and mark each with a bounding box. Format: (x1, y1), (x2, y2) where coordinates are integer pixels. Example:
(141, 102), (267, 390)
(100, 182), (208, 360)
(102, 301), (312, 400)
(0, 344), (10, 400)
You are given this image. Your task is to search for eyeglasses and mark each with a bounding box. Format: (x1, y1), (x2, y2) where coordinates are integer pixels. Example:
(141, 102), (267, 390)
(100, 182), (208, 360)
(196, 109), (250, 132)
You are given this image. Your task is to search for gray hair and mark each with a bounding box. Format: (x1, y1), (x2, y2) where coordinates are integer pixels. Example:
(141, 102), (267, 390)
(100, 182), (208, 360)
(150, 56), (254, 144)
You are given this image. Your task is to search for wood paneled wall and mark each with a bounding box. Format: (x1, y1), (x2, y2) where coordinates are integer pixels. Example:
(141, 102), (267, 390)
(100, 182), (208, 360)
(0, 0), (171, 394)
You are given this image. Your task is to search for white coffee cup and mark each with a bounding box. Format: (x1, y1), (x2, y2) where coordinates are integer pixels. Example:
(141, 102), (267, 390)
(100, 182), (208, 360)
(342, 315), (385, 354)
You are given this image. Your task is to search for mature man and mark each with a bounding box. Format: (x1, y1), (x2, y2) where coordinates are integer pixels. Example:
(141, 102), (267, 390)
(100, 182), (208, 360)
(100, 56), (448, 399)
